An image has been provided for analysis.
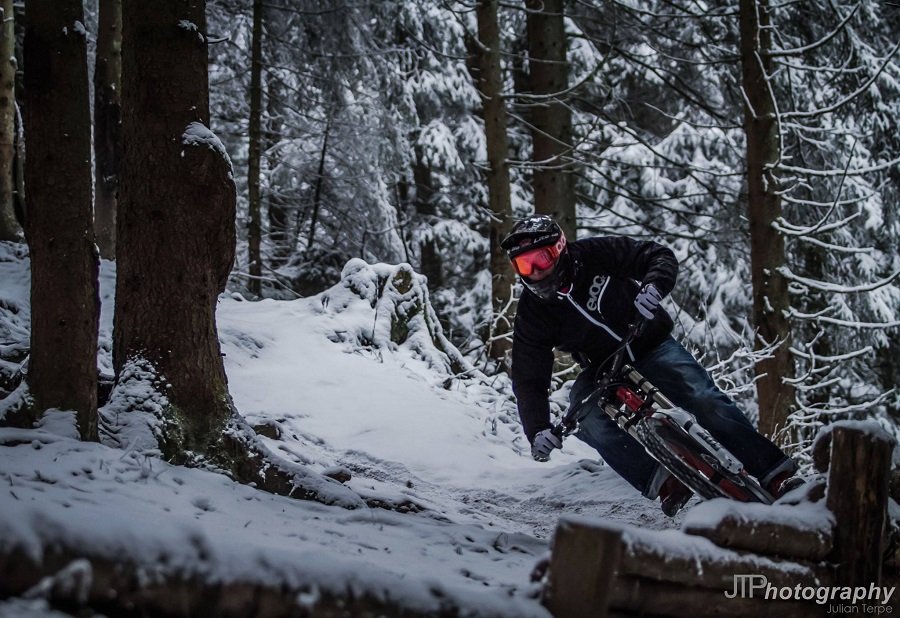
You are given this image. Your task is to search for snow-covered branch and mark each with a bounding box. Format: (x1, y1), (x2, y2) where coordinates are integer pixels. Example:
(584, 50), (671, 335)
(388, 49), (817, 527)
(777, 154), (900, 177)
(773, 210), (860, 237)
(782, 39), (900, 119)
(778, 266), (900, 294)
(788, 344), (873, 364)
(787, 308), (900, 329)
(766, 4), (859, 59)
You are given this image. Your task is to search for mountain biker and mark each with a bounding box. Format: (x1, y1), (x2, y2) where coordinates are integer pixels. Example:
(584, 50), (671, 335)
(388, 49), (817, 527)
(501, 215), (801, 516)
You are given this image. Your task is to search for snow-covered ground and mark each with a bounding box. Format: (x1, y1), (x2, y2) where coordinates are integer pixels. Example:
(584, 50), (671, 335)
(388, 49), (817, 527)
(0, 248), (678, 616)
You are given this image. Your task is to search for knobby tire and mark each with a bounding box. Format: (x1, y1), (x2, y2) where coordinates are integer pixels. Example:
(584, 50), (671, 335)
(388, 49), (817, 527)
(636, 418), (773, 504)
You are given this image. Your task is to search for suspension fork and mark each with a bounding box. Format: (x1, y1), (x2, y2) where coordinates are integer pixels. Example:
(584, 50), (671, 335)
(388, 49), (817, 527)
(621, 365), (744, 475)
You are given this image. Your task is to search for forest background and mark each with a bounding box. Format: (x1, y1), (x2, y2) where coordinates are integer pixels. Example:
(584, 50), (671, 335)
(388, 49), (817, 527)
(0, 0), (898, 614)
(0, 0), (898, 503)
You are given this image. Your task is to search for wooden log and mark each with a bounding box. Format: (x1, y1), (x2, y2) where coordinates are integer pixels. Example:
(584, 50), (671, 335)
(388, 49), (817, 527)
(609, 575), (824, 618)
(682, 502), (833, 561)
(825, 422), (895, 587)
(617, 525), (834, 590)
(544, 517), (625, 618)
(544, 517), (835, 617)
(0, 545), (479, 618)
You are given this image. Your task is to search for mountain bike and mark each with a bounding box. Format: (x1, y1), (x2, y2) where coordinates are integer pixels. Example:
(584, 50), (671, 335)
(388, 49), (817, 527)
(552, 322), (774, 505)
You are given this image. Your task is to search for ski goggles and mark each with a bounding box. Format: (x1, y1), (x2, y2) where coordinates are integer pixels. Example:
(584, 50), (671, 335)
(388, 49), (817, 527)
(510, 240), (565, 277)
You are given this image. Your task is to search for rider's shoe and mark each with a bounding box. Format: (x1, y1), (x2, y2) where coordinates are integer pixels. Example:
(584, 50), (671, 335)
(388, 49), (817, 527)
(659, 475), (693, 517)
(767, 471), (805, 499)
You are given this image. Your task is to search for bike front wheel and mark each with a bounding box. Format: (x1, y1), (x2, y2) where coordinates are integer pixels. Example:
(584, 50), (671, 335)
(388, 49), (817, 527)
(636, 416), (773, 504)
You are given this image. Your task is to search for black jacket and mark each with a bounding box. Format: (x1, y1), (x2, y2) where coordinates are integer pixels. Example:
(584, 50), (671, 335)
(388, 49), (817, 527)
(510, 236), (678, 443)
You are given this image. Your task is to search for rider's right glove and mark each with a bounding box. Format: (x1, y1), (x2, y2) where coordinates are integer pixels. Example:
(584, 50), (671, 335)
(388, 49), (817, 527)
(634, 283), (662, 320)
(531, 428), (562, 462)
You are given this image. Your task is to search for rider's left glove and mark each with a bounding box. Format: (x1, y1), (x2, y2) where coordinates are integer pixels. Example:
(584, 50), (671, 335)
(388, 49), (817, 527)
(531, 428), (562, 462)
(634, 283), (662, 320)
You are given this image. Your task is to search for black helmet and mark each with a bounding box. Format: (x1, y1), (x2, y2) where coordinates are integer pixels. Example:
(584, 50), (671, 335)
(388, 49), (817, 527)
(500, 215), (570, 301)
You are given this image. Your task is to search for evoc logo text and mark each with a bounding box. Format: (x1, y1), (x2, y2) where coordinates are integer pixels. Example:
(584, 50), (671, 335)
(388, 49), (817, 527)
(587, 275), (609, 312)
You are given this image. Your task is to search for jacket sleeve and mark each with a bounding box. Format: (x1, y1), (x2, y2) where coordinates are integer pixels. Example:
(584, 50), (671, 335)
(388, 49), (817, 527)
(580, 236), (678, 297)
(510, 297), (556, 444)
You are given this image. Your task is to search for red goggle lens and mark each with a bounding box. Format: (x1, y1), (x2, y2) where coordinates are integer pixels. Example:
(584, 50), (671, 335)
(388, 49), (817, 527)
(511, 246), (560, 277)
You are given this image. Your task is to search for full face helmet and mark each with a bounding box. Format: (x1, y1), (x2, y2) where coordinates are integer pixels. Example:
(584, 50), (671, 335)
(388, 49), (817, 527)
(500, 215), (570, 300)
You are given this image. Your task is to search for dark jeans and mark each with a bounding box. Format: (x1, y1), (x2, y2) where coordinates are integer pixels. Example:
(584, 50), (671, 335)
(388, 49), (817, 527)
(569, 336), (795, 498)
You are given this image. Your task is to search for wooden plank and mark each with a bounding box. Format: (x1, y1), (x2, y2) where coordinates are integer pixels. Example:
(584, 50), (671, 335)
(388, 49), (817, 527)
(545, 518), (624, 618)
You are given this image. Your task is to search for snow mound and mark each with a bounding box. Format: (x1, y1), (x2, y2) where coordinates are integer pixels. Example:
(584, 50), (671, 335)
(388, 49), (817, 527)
(317, 258), (471, 377)
(99, 357), (168, 453)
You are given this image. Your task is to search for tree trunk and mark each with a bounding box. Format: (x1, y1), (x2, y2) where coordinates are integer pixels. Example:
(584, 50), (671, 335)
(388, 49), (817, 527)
(93, 0), (122, 259)
(265, 73), (291, 269)
(412, 142), (443, 291)
(116, 0), (236, 460)
(246, 0), (263, 296)
(306, 111), (331, 253)
(23, 0), (99, 439)
(525, 0), (576, 241)
(0, 0), (19, 241)
(739, 0), (795, 442)
(474, 0), (516, 364)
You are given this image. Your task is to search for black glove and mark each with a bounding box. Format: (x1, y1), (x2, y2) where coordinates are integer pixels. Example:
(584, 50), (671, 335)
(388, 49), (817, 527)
(531, 428), (562, 462)
(634, 283), (662, 320)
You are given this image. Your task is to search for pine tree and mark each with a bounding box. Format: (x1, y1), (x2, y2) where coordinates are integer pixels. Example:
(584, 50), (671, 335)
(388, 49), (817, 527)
(116, 0), (237, 458)
(740, 0), (796, 440)
(114, 0), (358, 507)
(474, 0), (516, 363)
(23, 0), (99, 439)
(524, 0), (576, 240)
(93, 0), (122, 259)
(0, 0), (19, 242)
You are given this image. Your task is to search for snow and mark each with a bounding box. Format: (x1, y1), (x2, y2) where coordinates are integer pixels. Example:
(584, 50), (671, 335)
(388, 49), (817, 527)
(177, 19), (204, 43)
(682, 497), (834, 537)
(181, 121), (234, 178)
(812, 418), (897, 448)
(0, 246), (674, 615)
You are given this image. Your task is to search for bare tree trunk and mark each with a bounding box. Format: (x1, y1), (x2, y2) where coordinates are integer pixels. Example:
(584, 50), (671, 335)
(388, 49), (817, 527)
(525, 0), (576, 241)
(247, 0), (263, 296)
(93, 0), (122, 259)
(117, 0), (235, 459)
(412, 142), (443, 291)
(474, 0), (516, 364)
(740, 0), (795, 442)
(23, 0), (99, 439)
(265, 74), (291, 268)
(0, 0), (18, 241)
(306, 111), (331, 253)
